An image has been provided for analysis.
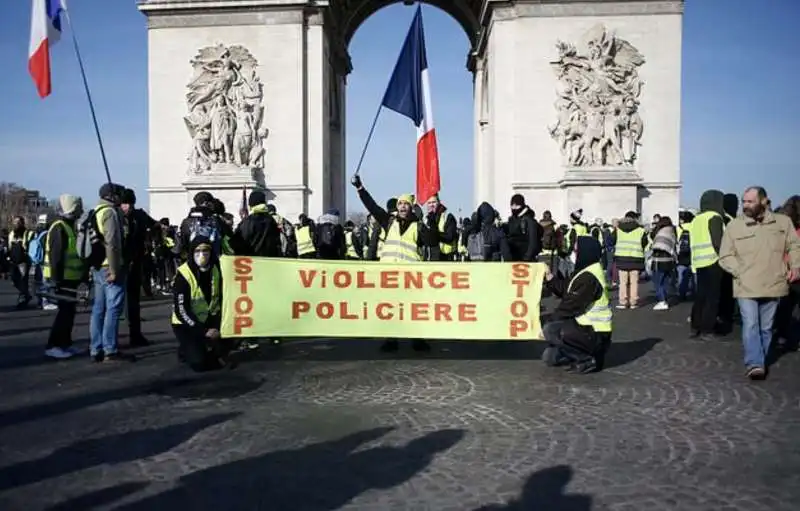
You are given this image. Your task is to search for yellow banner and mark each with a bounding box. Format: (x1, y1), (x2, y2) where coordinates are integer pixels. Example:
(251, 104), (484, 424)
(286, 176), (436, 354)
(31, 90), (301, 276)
(220, 256), (545, 340)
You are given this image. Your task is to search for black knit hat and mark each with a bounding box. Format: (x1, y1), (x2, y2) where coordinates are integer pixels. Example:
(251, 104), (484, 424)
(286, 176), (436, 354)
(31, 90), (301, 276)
(120, 188), (136, 205)
(510, 193), (526, 207)
(193, 191), (214, 206)
(248, 190), (266, 207)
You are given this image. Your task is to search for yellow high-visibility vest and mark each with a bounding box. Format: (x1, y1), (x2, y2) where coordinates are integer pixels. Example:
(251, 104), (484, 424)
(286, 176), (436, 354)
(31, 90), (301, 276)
(345, 231), (359, 258)
(43, 220), (83, 281)
(380, 220), (421, 263)
(95, 204), (120, 268)
(296, 225), (315, 255)
(569, 262), (612, 333)
(615, 227), (645, 259)
(689, 211), (723, 270)
(8, 230), (34, 249)
(438, 214), (456, 255)
(171, 263), (221, 325)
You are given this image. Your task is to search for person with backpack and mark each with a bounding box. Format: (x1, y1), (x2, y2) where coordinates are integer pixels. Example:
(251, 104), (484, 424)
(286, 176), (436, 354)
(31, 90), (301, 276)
(315, 209), (346, 260)
(43, 195), (87, 359)
(178, 192), (226, 260)
(506, 194), (541, 262)
(7, 216), (35, 308)
(267, 204), (296, 257)
(89, 182), (135, 362)
(29, 214), (57, 311)
(539, 210), (562, 272)
(230, 190), (282, 257)
(468, 202), (512, 262)
(295, 213), (317, 259)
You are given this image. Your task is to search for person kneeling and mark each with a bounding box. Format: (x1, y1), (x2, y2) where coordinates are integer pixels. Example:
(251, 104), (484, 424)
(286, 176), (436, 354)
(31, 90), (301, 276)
(542, 237), (612, 374)
(171, 236), (232, 372)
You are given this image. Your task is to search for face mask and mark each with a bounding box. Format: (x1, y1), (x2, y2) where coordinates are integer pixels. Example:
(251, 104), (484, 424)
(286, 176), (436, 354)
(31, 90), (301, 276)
(194, 251), (210, 269)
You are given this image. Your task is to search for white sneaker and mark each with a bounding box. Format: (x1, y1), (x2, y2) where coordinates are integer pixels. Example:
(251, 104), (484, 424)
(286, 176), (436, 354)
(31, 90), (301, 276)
(653, 301), (669, 311)
(42, 303), (58, 311)
(45, 347), (73, 359)
(616, 304), (628, 310)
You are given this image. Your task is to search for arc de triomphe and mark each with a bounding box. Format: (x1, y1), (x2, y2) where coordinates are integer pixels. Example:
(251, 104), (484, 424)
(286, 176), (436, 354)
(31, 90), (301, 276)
(138, 0), (683, 224)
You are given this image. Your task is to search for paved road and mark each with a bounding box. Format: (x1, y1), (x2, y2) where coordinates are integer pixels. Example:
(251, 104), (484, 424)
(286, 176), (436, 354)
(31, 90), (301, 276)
(1, 281), (799, 510)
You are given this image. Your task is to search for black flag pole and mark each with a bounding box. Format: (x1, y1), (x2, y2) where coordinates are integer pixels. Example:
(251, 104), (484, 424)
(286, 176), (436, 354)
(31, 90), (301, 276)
(62, 8), (112, 186)
(352, 104), (383, 177)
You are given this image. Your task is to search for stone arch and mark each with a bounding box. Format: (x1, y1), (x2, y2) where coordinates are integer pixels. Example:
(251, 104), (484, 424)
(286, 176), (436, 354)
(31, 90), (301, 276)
(338, 0), (482, 49)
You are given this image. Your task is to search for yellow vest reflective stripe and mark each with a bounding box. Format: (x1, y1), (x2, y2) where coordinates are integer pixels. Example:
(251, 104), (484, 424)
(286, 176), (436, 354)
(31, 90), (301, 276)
(725, 213), (734, 223)
(569, 262), (612, 333)
(164, 236), (175, 248)
(380, 221), (421, 262)
(345, 231), (359, 258)
(43, 221), (83, 281)
(689, 211), (722, 270)
(95, 204), (119, 268)
(370, 225), (386, 259)
(8, 230), (34, 248)
(590, 226), (604, 247)
(615, 227), (645, 259)
(573, 224), (588, 237)
(437, 214), (455, 255)
(171, 263), (221, 325)
(296, 225), (315, 255)
(221, 236), (234, 255)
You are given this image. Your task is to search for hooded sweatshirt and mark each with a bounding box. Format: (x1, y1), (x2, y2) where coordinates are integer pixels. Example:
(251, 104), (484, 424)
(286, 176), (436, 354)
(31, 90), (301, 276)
(315, 212), (346, 260)
(611, 217), (648, 271)
(231, 204), (282, 257)
(699, 189), (726, 255)
(172, 235), (220, 333)
(470, 202), (512, 262)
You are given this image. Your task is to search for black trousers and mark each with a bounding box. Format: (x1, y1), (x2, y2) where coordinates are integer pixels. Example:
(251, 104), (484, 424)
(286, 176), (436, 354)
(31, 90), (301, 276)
(127, 264), (143, 339)
(718, 272), (735, 332)
(691, 263), (723, 335)
(777, 283), (800, 341)
(173, 326), (233, 372)
(47, 282), (78, 350)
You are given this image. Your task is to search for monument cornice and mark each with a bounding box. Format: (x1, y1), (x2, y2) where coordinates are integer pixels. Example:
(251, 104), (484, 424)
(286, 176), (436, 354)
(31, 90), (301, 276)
(138, 0), (326, 29)
(487, 0), (682, 21)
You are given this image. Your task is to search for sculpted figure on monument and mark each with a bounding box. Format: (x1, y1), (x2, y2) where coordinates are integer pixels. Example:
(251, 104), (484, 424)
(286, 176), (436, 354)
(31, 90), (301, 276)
(184, 44), (269, 174)
(549, 25), (645, 167)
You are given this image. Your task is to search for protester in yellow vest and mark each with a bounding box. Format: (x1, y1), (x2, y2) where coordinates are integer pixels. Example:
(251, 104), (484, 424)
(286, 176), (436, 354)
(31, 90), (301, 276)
(295, 213), (317, 259)
(565, 209), (589, 255)
(344, 220), (362, 260)
(689, 190), (726, 340)
(171, 235), (232, 372)
(675, 210), (695, 300)
(420, 193), (458, 261)
(229, 190), (283, 258)
(7, 215), (35, 307)
(351, 174), (431, 353)
(612, 211), (648, 309)
(365, 213), (387, 261)
(542, 236), (612, 373)
(43, 195), (86, 359)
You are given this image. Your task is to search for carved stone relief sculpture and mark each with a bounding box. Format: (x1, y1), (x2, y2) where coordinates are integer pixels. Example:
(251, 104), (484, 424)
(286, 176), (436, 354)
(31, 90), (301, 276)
(184, 44), (269, 174)
(548, 24), (645, 168)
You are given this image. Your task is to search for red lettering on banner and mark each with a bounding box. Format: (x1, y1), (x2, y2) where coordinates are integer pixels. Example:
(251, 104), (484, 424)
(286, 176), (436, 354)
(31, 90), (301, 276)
(410, 303), (429, 321)
(511, 279), (529, 298)
(376, 303), (393, 320)
(333, 271), (352, 288)
(452, 272), (471, 290)
(459, 304), (478, 322)
(512, 263), (530, 279)
(428, 271), (446, 289)
(316, 302), (334, 319)
(509, 263), (532, 337)
(510, 300), (528, 318)
(292, 301), (310, 318)
(339, 302), (358, 320)
(356, 271), (375, 288)
(298, 270), (317, 288)
(434, 303), (452, 321)
(509, 320), (528, 337)
(381, 271), (399, 289)
(233, 257), (254, 335)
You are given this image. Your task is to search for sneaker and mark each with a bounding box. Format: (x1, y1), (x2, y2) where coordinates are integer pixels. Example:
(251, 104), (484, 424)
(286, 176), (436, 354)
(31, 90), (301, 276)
(746, 366), (766, 380)
(652, 301), (669, 311)
(45, 347), (73, 359)
(103, 352), (137, 363)
(615, 304), (628, 310)
(629, 304), (638, 310)
(42, 303), (58, 311)
(67, 345), (85, 355)
(92, 351), (104, 363)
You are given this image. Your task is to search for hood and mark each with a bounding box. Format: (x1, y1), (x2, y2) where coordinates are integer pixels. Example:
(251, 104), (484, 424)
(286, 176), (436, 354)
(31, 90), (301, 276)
(540, 218), (556, 230)
(187, 235), (216, 272)
(617, 217), (641, 233)
(574, 236), (602, 273)
(699, 190), (725, 215)
(723, 193), (739, 217)
(476, 202), (496, 226)
(317, 213), (340, 225)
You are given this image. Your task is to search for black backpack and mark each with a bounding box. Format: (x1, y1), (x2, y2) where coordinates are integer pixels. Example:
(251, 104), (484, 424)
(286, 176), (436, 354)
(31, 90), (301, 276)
(76, 208), (106, 268)
(678, 229), (691, 258)
(317, 223), (336, 248)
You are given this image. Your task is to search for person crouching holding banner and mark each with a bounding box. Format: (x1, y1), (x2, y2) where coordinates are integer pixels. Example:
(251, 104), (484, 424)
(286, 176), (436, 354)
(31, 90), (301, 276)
(541, 236), (612, 374)
(171, 235), (232, 371)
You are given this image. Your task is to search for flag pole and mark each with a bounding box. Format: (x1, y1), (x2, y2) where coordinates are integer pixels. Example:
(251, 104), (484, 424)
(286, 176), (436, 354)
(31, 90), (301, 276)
(352, 104), (383, 177)
(62, 9), (112, 186)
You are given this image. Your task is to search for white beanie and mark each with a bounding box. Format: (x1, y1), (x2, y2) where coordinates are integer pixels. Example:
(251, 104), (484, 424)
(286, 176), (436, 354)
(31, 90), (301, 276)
(59, 194), (82, 216)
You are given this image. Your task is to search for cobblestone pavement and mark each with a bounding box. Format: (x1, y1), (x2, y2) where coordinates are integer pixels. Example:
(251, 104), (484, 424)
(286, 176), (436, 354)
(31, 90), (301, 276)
(1, 282), (800, 510)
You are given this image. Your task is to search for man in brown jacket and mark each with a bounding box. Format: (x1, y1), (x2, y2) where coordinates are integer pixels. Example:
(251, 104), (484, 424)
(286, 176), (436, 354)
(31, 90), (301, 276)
(719, 186), (800, 380)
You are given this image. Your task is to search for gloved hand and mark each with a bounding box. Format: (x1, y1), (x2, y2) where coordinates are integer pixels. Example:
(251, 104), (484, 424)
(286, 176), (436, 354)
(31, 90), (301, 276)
(350, 174), (362, 189)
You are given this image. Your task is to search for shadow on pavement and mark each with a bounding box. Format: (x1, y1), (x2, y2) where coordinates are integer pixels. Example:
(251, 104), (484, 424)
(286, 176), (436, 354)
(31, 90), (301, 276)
(116, 426), (464, 511)
(0, 413), (239, 492)
(476, 465), (592, 510)
(45, 482), (150, 511)
(604, 337), (662, 370)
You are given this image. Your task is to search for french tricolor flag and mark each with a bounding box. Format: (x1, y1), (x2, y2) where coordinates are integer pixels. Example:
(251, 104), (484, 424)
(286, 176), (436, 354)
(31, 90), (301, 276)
(381, 6), (441, 205)
(29, 0), (67, 98)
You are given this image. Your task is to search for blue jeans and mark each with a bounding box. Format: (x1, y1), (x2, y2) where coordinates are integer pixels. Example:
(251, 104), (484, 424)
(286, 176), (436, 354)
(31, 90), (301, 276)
(677, 265), (695, 299)
(90, 268), (127, 356)
(652, 269), (671, 303)
(737, 298), (779, 368)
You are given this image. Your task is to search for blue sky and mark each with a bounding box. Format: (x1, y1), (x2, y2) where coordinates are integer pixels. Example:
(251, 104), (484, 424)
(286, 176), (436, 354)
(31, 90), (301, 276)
(1, 0), (797, 218)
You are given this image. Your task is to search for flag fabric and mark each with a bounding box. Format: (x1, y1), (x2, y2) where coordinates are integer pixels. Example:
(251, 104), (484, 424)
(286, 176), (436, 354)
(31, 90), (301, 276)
(381, 6), (441, 205)
(29, 0), (67, 98)
(239, 185), (249, 219)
